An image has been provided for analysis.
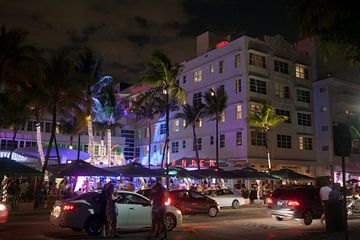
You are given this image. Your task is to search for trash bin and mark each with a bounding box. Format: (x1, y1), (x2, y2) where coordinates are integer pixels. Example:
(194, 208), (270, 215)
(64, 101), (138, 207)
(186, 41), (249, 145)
(324, 200), (345, 232)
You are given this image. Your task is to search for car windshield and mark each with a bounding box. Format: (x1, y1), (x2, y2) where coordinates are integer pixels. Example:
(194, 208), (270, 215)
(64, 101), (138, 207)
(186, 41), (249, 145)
(203, 190), (214, 195)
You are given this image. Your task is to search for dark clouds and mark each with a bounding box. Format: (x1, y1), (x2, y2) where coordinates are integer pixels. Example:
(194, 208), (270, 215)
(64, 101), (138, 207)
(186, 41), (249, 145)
(0, 0), (295, 84)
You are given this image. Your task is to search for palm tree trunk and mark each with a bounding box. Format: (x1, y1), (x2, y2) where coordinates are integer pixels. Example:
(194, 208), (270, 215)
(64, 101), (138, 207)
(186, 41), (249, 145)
(148, 120), (152, 169)
(35, 109), (45, 166)
(107, 127), (111, 167)
(8, 129), (18, 160)
(165, 98), (170, 190)
(34, 103), (56, 209)
(53, 135), (61, 164)
(160, 141), (167, 169)
(193, 125), (200, 170)
(264, 131), (271, 170)
(77, 133), (81, 160)
(87, 115), (94, 164)
(215, 113), (219, 168)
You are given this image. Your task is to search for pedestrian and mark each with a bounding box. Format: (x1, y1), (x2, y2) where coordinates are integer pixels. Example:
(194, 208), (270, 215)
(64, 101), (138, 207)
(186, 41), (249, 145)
(329, 183), (341, 200)
(150, 177), (167, 239)
(320, 180), (332, 225)
(102, 183), (117, 237)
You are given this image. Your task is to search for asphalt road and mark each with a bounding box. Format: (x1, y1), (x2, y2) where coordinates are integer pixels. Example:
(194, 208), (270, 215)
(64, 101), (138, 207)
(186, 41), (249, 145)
(1, 207), (360, 240)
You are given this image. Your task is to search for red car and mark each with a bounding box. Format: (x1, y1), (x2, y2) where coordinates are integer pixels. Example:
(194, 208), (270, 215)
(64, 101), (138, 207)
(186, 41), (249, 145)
(0, 203), (8, 224)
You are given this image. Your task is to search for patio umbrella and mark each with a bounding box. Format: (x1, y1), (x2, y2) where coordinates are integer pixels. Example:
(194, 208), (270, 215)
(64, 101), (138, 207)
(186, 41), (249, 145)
(270, 168), (313, 180)
(107, 162), (165, 177)
(15, 147), (90, 162)
(0, 157), (41, 176)
(228, 168), (278, 180)
(48, 160), (118, 177)
(346, 179), (360, 184)
(167, 167), (200, 178)
(189, 168), (225, 179)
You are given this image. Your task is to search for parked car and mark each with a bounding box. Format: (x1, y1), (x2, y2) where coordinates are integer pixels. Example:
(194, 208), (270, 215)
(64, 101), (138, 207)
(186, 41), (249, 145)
(204, 189), (245, 208)
(267, 186), (323, 225)
(168, 190), (220, 217)
(0, 203), (8, 224)
(50, 191), (182, 236)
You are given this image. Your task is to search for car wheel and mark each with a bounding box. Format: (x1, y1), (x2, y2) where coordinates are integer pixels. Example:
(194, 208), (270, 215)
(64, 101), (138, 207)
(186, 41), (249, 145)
(70, 227), (82, 232)
(85, 216), (103, 236)
(208, 206), (218, 217)
(232, 200), (240, 209)
(164, 213), (177, 232)
(303, 210), (313, 225)
(276, 217), (284, 221)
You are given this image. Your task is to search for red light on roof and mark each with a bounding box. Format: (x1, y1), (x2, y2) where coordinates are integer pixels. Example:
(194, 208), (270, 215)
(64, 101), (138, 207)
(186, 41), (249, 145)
(216, 41), (229, 48)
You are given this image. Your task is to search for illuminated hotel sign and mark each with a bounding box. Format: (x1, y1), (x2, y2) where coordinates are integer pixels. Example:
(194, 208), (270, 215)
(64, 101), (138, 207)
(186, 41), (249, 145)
(165, 158), (225, 168)
(0, 151), (27, 161)
(216, 41), (229, 48)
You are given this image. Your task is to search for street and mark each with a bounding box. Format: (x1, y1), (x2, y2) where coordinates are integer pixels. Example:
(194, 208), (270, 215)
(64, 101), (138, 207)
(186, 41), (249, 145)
(1, 207), (360, 240)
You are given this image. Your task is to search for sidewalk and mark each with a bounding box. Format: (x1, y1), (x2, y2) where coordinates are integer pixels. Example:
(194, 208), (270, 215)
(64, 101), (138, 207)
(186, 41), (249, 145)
(7, 202), (51, 216)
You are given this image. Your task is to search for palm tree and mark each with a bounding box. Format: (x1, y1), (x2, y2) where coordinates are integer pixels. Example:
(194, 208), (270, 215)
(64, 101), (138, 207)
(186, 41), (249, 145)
(34, 49), (80, 208)
(246, 101), (288, 170)
(76, 47), (108, 164)
(0, 91), (31, 159)
(175, 101), (205, 170)
(0, 25), (35, 90)
(132, 95), (157, 168)
(137, 51), (185, 188)
(93, 82), (122, 166)
(204, 88), (228, 168)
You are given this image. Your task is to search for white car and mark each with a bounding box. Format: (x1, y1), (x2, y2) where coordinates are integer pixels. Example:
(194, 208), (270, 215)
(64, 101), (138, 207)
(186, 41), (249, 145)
(0, 203), (8, 224)
(50, 191), (182, 236)
(204, 189), (245, 208)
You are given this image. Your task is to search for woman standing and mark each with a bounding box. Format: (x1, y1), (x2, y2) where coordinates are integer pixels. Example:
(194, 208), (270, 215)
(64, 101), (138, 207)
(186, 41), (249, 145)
(102, 183), (117, 237)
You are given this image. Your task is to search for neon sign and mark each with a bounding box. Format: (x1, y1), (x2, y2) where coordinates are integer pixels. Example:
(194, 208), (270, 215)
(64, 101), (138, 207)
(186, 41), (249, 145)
(216, 41), (229, 48)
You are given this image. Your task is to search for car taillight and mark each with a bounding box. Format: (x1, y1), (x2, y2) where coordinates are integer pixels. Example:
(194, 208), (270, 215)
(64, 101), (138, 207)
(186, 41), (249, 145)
(63, 204), (76, 211)
(287, 200), (300, 207)
(267, 198), (273, 204)
(165, 197), (171, 206)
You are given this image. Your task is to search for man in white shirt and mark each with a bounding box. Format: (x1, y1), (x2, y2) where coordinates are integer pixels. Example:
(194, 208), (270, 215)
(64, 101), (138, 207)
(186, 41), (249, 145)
(320, 182), (332, 225)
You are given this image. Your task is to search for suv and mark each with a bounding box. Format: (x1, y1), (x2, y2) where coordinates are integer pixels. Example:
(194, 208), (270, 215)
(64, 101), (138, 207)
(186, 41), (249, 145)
(169, 190), (220, 217)
(267, 186), (323, 225)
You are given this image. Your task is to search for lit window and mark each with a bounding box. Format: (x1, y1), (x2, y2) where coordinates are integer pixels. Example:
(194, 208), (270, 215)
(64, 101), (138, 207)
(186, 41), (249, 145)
(277, 135), (292, 149)
(275, 83), (289, 98)
(321, 106), (327, 112)
(219, 61), (224, 73)
(220, 112), (225, 122)
(144, 127), (150, 138)
(250, 103), (262, 113)
(144, 145), (149, 156)
(236, 132), (242, 146)
(172, 142), (179, 153)
(194, 69), (202, 82)
(236, 104), (242, 120)
(235, 54), (241, 68)
(210, 64), (214, 73)
(250, 78), (267, 94)
(295, 64), (309, 79)
(249, 53), (266, 68)
(172, 119), (180, 132)
(299, 136), (313, 150)
(236, 79), (241, 93)
(196, 118), (203, 127)
(220, 134), (225, 148)
(136, 129), (142, 140)
(183, 119), (187, 128)
(274, 60), (289, 74)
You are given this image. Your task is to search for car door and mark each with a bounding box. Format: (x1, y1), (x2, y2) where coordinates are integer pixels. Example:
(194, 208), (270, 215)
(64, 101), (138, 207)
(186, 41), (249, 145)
(213, 190), (226, 207)
(222, 189), (235, 206)
(189, 191), (209, 213)
(123, 193), (152, 227)
(171, 191), (193, 214)
(116, 193), (130, 228)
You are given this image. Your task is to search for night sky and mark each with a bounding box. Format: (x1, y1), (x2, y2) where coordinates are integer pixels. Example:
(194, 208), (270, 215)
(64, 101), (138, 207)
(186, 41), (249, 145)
(0, 0), (295, 84)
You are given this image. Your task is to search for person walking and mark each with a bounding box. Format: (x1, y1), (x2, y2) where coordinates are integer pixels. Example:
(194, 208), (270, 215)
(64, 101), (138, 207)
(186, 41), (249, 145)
(320, 181), (332, 225)
(102, 183), (117, 237)
(150, 177), (167, 239)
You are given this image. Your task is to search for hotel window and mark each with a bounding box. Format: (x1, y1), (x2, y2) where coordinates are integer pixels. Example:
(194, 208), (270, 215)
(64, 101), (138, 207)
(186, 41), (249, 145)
(249, 53), (266, 68)
(235, 54), (241, 68)
(26, 120), (36, 132)
(320, 87), (326, 93)
(295, 64), (310, 79)
(171, 142), (179, 153)
(218, 85), (225, 91)
(144, 127), (150, 138)
(135, 147), (140, 158)
(160, 123), (166, 134)
(236, 79), (241, 93)
(274, 60), (289, 74)
(250, 103), (262, 113)
(298, 112), (312, 126)
(299, 136), (313, 150)
(220, 134), (225, 148)
(321, 126), (328, 131)
(321, 106), (327, 112)
(183, 119), (187, 128)
(210, 64), (214, 73)
(276, 109), (291, 123)
(219, 61), (224, 73)
(175, 78), (179, 86)
(210, 136), (214, 145)
(322, 146), (329, 151)
(94, 145), (100, 156)
(277, 135), (292, 149)
(136, 129), (142, 139)
(196, 118), (203, 127)
(220, 112), (225, 122)
(251, 131), (266, 146)
(182, 140), (186, 149)
(144, 145), (149, 156)
(194, 138), (202, 151)
(296, 89), (310, 103)
(275, 83), (289, 98)
(236, 132), (242, 146)
(154, 144), (157, 152)
(45, 122), (51, 132)
(172, 119), (180, 132)
(193, 92), (202, 105)
(183, 75), (187, 84)
(194, 69), (202, 82)
(250, 78), (267, 94)
(236, 104), (242, 120)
